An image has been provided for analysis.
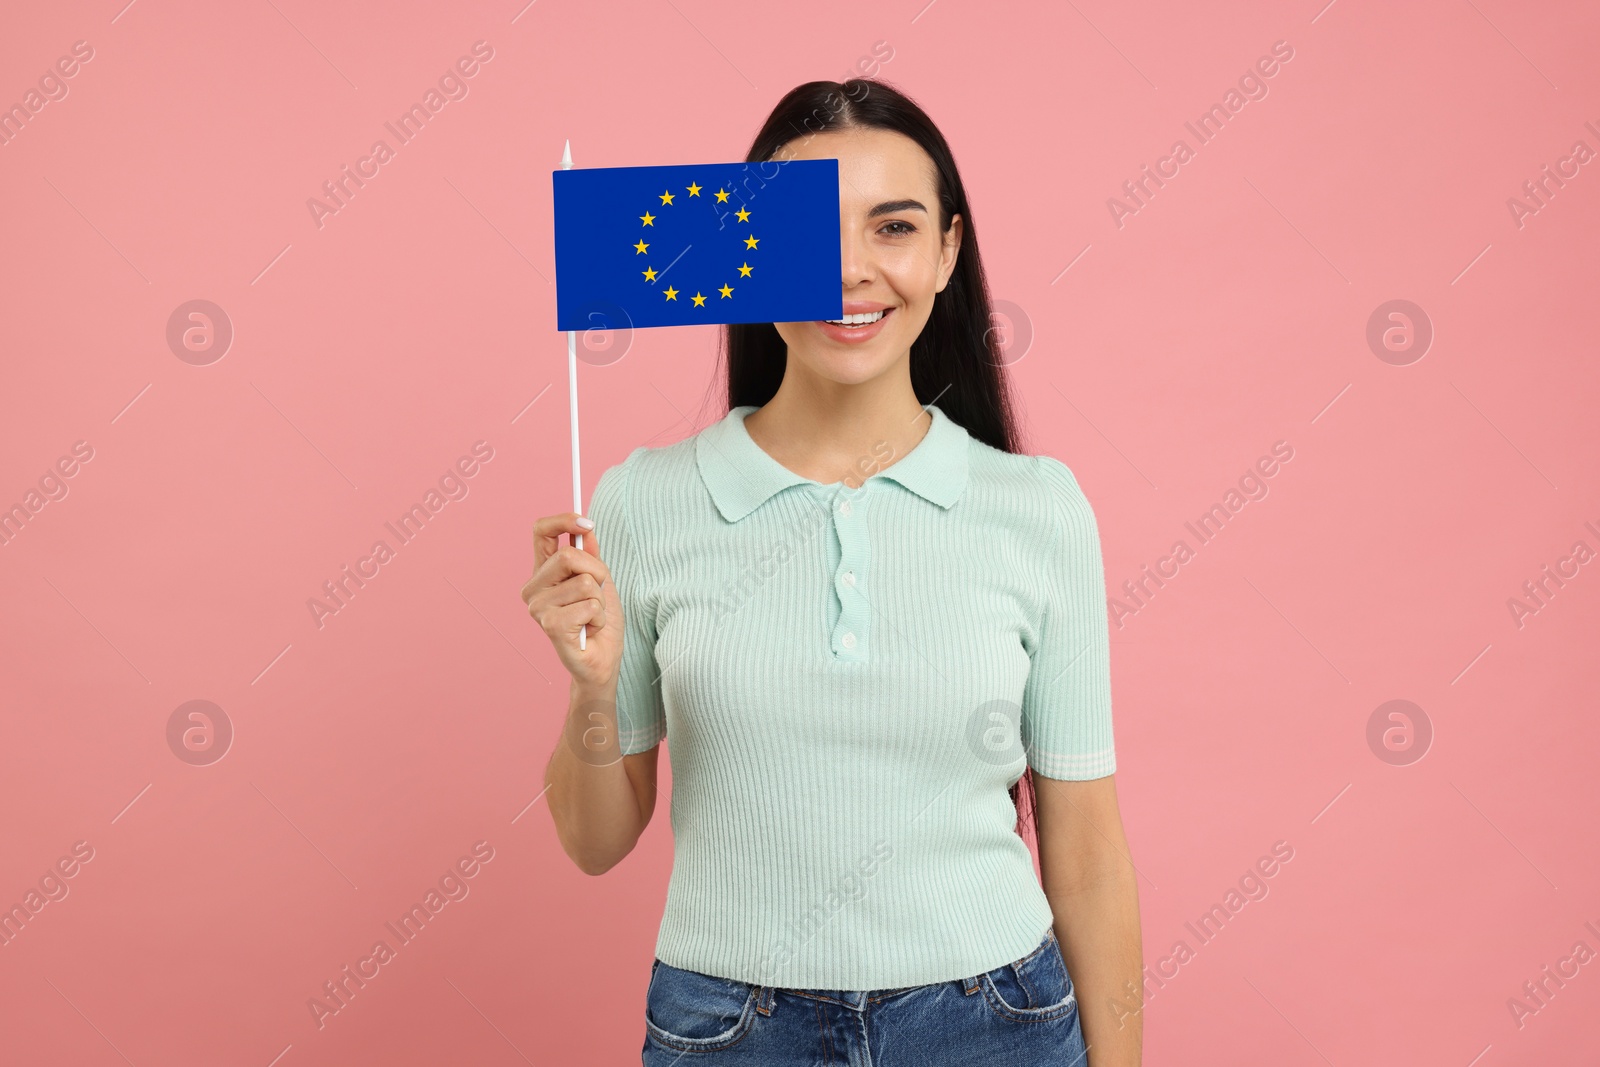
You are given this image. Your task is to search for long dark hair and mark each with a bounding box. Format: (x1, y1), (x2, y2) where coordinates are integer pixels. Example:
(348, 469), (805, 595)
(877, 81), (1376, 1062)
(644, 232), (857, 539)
(710, 78), (1041, 842)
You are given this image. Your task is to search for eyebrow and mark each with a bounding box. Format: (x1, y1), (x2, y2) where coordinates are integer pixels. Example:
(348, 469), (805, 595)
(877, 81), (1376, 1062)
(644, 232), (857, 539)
(867, 199), (927, 218)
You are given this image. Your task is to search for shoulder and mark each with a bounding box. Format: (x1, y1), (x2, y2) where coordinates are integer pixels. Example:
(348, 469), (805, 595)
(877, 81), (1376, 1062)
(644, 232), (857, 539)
(1030, 454), (1094, 515)
(588, 434), (701, 523)
(963, 438), (1099, 541)
(964, 437), (1093, 510)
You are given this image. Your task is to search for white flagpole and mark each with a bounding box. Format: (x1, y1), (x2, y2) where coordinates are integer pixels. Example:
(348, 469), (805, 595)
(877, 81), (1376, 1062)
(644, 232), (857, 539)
(561, 138), (586, 651)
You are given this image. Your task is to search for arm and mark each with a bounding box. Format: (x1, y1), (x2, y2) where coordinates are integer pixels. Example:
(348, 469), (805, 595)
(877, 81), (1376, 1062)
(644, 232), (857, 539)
(1036, 772), (1143, 1067)
(543, 690), (659, 875)
(544, 700), (656, 876)
(522, 506), (662, 876)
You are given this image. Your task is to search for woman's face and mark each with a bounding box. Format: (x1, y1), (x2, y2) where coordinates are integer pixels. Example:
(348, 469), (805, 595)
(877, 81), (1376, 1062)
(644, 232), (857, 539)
(772, 125), (963, 387)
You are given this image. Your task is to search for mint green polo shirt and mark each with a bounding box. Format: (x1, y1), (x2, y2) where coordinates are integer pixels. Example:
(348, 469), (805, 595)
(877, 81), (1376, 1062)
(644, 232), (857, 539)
(585, 402), (1116, 989)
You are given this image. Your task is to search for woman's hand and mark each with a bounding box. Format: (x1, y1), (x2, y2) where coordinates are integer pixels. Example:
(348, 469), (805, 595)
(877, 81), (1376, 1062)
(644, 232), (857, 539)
(521, 513), (623, 691)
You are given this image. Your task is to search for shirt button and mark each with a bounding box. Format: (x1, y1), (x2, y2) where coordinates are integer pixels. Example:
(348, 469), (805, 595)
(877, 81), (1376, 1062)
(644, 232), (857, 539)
(839, 500), (853, 517)
(841, 631), (857, 649)
(842, 571), (856, 586)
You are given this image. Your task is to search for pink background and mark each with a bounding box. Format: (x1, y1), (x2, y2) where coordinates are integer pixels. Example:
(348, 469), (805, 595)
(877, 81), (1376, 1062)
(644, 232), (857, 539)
(2, 0), (1597, 1063)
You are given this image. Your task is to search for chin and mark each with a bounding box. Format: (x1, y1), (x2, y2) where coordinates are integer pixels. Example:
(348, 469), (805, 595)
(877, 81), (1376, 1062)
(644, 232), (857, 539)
(806, 349), (902, 385)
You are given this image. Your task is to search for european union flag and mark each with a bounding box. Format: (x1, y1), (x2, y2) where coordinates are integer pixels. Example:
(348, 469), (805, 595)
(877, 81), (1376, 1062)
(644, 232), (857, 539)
(553, 159), (843, 331)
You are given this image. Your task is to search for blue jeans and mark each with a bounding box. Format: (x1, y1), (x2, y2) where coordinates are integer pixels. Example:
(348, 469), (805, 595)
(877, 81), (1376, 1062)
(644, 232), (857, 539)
(641, 927), (1087, 1065)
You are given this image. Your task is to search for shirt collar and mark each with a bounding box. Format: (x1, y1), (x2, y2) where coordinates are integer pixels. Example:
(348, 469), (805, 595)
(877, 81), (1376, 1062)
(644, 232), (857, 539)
(696, 403), (971, 523)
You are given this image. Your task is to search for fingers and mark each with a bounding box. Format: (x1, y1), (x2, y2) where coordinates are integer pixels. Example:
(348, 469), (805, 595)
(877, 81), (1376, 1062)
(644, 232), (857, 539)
(532, 512), (592, 541)
(575, 520), (601, 561)
(539, 597), (608, 643)
(521, 550), (613, 614)
(541, 543), (609, 586)
(544, 570), (607, 611)
(531, 512), (599, 569)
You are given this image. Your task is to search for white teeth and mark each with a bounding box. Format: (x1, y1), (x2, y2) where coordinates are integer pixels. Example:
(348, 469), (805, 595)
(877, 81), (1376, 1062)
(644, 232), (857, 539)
(825, 310), (887, 326)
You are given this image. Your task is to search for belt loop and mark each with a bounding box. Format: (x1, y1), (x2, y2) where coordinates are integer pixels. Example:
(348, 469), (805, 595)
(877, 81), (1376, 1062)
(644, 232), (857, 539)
(962, 974), (981, 996)
(756, 984), (776, 1016)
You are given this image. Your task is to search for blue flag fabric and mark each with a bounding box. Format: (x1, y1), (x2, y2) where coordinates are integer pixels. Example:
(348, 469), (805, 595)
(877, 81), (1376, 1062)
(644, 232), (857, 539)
(552, 159), (843, 331)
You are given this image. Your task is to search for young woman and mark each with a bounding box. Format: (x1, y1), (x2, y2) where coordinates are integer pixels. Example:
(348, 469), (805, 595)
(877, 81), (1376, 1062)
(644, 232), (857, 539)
(525, 78), (1142, 1065)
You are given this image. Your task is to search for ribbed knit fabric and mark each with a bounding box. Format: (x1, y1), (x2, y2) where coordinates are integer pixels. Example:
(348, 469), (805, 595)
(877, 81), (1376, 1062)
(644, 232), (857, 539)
(583, 402), (1116, 990)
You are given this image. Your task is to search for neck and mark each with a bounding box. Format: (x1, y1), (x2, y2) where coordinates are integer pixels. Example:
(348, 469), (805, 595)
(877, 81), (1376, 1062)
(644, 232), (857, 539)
(743, 357), (931, 486)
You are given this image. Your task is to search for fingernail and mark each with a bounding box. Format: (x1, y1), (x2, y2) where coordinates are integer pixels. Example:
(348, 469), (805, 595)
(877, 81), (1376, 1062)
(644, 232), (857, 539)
(576, 516), (594, 530)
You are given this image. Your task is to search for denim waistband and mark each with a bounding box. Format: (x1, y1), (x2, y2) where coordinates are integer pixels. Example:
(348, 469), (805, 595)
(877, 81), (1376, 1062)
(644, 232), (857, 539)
(749, 928), (1057, 1014)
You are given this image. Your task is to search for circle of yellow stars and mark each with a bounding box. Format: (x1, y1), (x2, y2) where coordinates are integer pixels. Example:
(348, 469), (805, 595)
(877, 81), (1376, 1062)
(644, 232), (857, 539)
(634, 181), (756, 307)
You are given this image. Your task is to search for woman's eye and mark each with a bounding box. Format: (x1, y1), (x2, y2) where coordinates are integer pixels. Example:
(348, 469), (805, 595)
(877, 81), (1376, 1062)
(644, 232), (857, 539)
(879, 221), (917, 236)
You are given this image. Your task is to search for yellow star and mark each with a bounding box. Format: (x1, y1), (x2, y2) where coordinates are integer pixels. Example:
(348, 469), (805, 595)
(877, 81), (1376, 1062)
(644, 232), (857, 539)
(692, 292), (707, 306)
(659, 190), (675, 205)
(640, 211), (655, 226)
(714, 188), (730, 203)
(735, 207), (750, 222)
(687, 182), (702, 197)
(738, 262), (752, 277)
(642, 267), (657, 281)
(718, 284), (734, 298)
(744, 234), (759, 249)
(663, 286), (678, 301)
(634, 239), (649, 254)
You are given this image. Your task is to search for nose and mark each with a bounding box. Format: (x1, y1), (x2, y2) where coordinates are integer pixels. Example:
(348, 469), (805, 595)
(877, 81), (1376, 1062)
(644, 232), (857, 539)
(841, 221), (873, 289)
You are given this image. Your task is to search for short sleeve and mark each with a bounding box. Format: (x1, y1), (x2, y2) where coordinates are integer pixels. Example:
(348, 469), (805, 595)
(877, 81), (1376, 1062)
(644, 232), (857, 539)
(585, 451), (667, 755)
(1020, 455), (1117, 780)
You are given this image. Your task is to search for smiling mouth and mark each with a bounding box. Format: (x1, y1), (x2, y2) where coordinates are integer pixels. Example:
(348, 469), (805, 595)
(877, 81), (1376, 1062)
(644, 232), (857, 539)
(822, 309), (889, 328)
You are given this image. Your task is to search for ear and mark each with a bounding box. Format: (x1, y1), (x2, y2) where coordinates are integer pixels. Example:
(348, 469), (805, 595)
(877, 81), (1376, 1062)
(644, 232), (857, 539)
(934, 214), (964, 293)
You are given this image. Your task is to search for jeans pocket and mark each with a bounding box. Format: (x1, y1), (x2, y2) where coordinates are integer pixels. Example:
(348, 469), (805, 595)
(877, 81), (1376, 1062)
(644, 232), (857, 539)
(980, 929), (1078, 1023)
(644, 959), (759, 1052)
